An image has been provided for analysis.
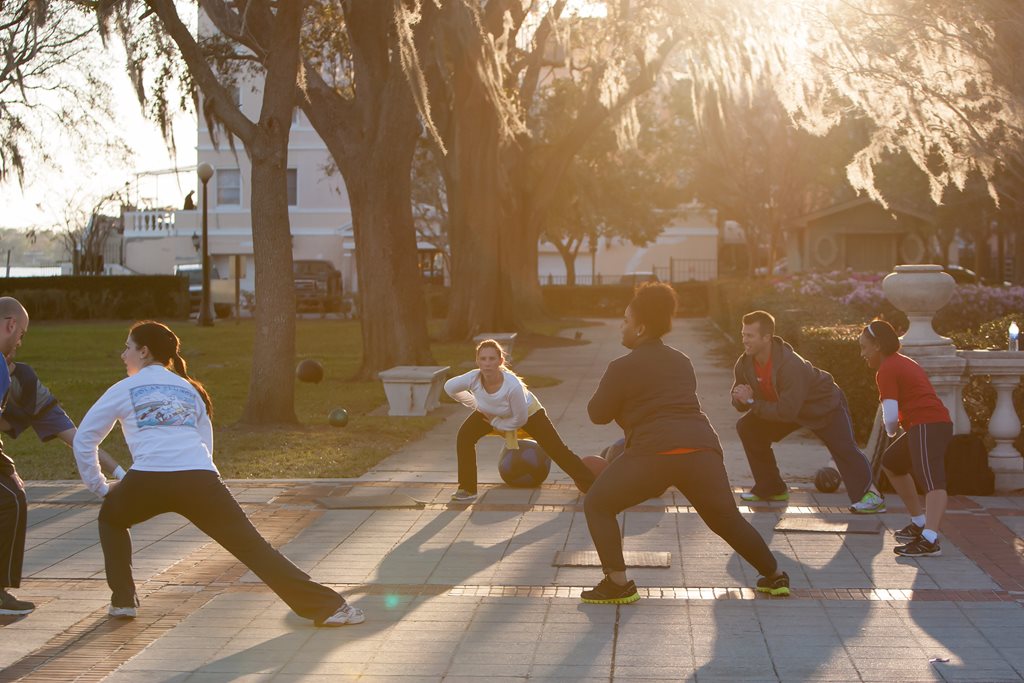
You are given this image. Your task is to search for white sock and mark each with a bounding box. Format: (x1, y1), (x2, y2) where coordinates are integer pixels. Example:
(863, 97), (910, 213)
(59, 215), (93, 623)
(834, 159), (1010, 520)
(922, 529), (938, 544)
(911, 514), (926, 527)
(113, 466), (126, 480)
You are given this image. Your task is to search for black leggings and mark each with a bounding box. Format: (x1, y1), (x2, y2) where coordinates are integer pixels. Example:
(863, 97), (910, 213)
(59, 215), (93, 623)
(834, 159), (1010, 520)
(99, 470), (345, 623)
(456, 409), (594, 493)
(0, 471), (27, 589)
(584, 450), (779, 576)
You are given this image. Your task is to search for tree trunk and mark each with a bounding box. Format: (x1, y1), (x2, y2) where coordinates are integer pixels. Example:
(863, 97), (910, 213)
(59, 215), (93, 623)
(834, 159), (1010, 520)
(445, 155), (511, 338)
(143, 0), (305, 425)
(241, 136), (298, 423)
(238, 3), (302, 425)
(511, 195), (550, 318)
(443, 55), (515, 339)
(343, 142), (434, 377)
(295, 1), (434, 379)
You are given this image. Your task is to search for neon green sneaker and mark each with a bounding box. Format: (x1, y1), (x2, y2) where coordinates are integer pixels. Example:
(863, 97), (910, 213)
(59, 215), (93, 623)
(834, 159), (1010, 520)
(756, 571), (791, 596)
(850, 490), (886, 514)
(739, 490), (789, 502)
(580, 577), (640, 605)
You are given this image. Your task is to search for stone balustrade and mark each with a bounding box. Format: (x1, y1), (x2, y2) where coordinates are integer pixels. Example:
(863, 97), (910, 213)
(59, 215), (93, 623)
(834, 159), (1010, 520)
(123, 209), (176, 237)
(885, 264), (1024, 491)
(957, 351), (1023, 483)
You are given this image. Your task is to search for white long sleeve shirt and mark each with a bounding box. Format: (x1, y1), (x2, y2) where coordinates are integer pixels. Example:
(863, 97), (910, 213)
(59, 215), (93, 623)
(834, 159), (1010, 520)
(443, 369), (538, 431)
(73, 365), (217, 497)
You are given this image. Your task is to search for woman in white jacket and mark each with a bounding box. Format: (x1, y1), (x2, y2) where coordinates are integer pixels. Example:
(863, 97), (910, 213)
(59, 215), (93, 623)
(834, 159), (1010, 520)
(444, 339), (594, 502)
(73, 321), (363, 627)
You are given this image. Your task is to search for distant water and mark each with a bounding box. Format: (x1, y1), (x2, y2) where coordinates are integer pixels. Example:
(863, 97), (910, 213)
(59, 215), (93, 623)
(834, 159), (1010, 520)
(1, 266), (64, 277)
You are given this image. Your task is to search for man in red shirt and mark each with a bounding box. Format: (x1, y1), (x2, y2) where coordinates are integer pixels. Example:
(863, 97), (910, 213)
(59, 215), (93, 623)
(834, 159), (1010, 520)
(730, 310), (885, 513)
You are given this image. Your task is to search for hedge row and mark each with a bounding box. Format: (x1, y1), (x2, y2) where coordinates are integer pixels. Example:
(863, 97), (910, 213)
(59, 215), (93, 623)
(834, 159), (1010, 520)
(798, 325), (878, 441)
(0, 276), (189, 320)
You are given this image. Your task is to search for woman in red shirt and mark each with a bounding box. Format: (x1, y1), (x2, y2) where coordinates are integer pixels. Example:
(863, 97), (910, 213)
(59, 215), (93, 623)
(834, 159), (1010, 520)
(858, 320), (951, 557)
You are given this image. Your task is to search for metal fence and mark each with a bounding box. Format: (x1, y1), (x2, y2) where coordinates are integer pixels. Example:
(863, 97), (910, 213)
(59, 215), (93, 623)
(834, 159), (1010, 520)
(540, 259), (718, 286)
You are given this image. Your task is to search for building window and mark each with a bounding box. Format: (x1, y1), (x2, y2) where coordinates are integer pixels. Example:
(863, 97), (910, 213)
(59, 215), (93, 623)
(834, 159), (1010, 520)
(217, 169), (241, 206)
(287, 169), (297, 206)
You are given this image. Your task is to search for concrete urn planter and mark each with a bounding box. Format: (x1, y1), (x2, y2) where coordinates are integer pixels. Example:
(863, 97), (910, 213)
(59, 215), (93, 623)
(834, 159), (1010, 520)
(881, 264), (955, 354)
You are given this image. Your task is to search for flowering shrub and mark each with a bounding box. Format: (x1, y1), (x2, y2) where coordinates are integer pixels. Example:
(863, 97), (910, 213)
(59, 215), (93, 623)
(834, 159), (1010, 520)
(766, 270), (1024, 335)
(934, 286), (1024, 334)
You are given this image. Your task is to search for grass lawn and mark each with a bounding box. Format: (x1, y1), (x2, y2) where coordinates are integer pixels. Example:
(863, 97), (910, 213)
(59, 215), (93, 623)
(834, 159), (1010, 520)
(10, 317), (586, 480)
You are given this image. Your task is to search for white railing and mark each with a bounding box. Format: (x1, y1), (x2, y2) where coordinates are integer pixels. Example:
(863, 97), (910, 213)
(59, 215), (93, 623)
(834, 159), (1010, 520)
(956, 352), (1022, 474)
(885, 265), (1024, 490)
(124, 210), (176, 237)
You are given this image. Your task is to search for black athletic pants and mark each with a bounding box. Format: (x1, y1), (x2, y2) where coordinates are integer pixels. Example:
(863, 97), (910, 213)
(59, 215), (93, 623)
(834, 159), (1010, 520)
(737, 395), (873, 503)
(99, 470), (344, 623)
(584, 450), (778, 576)
(0, 470), (27, 589)
(456, 409), (595, 493)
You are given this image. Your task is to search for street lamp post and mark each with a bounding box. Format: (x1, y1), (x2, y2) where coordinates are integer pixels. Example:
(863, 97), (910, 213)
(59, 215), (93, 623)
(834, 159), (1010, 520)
(197, 162), (214, 326)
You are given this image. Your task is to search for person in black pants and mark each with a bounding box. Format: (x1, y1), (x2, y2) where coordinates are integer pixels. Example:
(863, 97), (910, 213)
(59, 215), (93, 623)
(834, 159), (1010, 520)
(444, 340), (594, 502)
(0, 297), (35, 616)
(731, 310), (884, 513)
(582, 284), (789, 603)
(73, 320), (363, 626)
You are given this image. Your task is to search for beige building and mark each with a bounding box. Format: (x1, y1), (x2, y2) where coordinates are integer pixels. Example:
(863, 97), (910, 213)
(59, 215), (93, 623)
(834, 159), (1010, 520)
(122, 79), (353, 297)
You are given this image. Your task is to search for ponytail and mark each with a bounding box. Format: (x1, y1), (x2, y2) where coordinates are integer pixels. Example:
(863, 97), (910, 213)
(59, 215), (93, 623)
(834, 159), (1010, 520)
(171, 351), (213, 419)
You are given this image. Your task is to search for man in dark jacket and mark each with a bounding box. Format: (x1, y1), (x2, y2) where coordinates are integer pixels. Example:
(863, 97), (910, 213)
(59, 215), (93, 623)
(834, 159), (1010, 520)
(730, 310), (885, 513)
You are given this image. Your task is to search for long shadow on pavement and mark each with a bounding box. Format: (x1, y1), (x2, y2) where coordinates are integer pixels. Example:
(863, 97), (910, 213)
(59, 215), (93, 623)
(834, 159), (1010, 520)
(180, 506), (574, 680)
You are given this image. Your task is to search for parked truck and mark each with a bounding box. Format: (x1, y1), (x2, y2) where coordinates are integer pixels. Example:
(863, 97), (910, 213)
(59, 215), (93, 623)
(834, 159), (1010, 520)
(175, 263), (235, 318)
(293, 259), (344, 314)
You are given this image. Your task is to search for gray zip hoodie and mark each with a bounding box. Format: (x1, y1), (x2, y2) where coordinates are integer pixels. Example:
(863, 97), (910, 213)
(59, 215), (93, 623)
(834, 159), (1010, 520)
(731, 336), (842, 430)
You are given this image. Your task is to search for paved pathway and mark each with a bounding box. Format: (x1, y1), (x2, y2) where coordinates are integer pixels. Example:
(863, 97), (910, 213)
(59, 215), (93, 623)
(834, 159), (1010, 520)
(3, 319), (1024, 682)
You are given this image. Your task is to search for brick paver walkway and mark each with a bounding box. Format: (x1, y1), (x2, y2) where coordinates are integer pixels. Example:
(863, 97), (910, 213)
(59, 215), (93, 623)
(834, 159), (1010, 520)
(3, 319), (1024, 682)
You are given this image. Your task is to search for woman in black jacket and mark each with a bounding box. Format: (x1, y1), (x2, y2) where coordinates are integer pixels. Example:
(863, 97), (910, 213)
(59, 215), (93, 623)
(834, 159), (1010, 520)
(581, 283), (788, 603)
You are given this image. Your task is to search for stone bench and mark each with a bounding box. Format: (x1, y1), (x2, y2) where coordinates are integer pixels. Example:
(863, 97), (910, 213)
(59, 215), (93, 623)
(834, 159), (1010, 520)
(378, 365), (450, 416)
(472, 332), (518, 359)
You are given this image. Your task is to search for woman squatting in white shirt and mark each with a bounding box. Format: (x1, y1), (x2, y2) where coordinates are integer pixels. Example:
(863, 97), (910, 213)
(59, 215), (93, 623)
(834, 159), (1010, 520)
(73, 320), (363, 626)
(443, 339), (594, 502)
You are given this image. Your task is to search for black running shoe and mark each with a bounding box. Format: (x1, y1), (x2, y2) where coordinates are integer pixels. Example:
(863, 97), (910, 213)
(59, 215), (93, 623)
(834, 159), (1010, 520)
(756, 571), (790, 596)
(580, 577), (640, 604)
(0, 589), (35, 615)
(894, 537), (941, 557)
(893, 522), (924, 543)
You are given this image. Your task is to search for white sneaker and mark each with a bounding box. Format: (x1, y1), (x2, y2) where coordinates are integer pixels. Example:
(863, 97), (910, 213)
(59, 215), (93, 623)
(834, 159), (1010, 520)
(320, 603), (364, 626)
(450, 489), (477, 503)
(108, 605), (137, 619)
